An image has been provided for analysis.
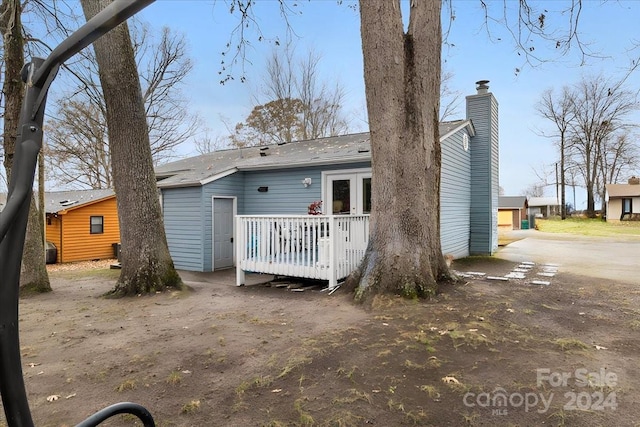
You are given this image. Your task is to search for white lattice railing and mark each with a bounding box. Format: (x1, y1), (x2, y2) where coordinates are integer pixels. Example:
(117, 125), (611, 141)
(235, 215), (370, 289)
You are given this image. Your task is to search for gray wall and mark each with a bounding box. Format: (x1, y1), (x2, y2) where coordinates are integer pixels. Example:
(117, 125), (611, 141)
(162, 186), (205, 271)
(467, 90), (499, 254)
(241, 162), (371, 215)
(201, 173), (245, 271)
(440, 129), (472, 258)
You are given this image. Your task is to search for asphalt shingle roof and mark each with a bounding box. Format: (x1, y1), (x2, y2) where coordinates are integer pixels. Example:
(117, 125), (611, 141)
(45, 189), (115, 213)
(156, 122), (471, 188)
(606, 183), (640, 198)
(498, 196), (527, 209)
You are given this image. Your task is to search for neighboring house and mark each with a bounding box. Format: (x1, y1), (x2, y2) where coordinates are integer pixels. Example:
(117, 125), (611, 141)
(605, 177), (640, 221)
(45, 189), (119, 263)
(528, 197), (561, 218)
(155, 81), (499, 286)
(498, 196), (528, 230)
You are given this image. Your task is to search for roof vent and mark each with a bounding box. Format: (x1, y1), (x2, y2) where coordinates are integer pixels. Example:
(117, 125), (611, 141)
(60, 200), (78, 207)
(259, 146), (269, 157)
(476, 80), (490, 94)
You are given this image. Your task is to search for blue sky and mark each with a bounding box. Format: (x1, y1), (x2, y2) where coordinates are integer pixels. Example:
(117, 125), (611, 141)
(56, 1), (640, 207)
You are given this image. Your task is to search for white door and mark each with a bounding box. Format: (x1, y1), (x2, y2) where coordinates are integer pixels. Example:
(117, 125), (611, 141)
(324, 170), (371, 215)
(212, 197), (234, 270)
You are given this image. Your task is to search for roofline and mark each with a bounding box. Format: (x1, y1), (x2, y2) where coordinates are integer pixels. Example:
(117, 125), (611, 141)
(48, 193), (116, 214)
(156, 167), (240, 189)
(440, 120), (474, 141)
(237, 154), (371, 172)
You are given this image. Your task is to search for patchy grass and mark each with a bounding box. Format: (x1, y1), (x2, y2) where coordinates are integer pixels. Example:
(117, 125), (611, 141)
(180, 400), (201, 414)
(536, 217), (640, 237)
(554, 338), (590, 352)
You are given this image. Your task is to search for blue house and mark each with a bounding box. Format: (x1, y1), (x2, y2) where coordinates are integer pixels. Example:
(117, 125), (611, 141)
(155, 81), (499, 287)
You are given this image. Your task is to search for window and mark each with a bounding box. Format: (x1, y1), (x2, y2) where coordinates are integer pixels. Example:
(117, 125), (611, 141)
(90, 216), (104, 234)
(622, 198), (632, 214)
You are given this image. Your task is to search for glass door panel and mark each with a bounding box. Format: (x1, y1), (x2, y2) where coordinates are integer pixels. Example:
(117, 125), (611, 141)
(332, 179), (352, 214)
(361, 177), (371, 214)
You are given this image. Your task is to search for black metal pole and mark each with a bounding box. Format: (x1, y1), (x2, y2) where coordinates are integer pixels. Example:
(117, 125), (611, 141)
(74, 402), (155, 427)
(0, 1), (155, 426)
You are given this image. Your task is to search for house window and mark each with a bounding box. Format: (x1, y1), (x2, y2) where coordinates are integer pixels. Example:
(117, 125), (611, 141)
(622, 198), (632, 214)
(90, 216), (104, 234)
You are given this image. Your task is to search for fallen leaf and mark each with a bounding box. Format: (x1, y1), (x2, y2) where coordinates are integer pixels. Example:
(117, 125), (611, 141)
(28, 363), (40, 368)
(442, 376), (460, 384)
(594, 345), (607, 350)
(65, 393), (76, 399)
(182, 370), (192, 374)
(46, 395), (60, 402)
(271, 389), (282, 393)
(468, 328), (478, 332)
(506, 308), (515, 313)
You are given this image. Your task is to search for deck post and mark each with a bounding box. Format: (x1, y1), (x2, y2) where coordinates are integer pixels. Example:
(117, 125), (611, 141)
(235, 216), (245, 286)
(328, 216), (337, 288)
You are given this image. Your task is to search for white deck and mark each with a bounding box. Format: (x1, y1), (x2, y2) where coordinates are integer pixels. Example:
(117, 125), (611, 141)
(236, 215), (370, 288)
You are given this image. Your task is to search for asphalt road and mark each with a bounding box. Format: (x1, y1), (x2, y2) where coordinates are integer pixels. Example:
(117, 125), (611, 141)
(496, 230), (640, 285)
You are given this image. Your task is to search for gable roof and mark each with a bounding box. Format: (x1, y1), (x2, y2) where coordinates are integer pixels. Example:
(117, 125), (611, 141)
(606, 183), (640, 198)
(45, 189), (115, 214)
(528, 196), (560, 207)
(498, 196), (527, 209)
(156, 121), (473, 189)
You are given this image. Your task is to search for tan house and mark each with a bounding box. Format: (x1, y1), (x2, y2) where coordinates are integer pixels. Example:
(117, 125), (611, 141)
(45, 189), (120, 263)
(605, 177), (640, 222)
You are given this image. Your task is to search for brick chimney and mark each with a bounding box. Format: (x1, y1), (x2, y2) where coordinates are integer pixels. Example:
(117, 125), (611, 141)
(629, 176), (640, 185)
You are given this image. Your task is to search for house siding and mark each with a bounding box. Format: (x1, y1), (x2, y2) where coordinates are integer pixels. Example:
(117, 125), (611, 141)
(162, 186), (204, 271)
(45, 216), (62, 262)
(202, 173), (245, 271)
(46, 197), (120, 263)
(467, 92), (499, 254)
(607, 196), (640, 221)
(242, 163), (370, 215)
(440, 130), (471, 258)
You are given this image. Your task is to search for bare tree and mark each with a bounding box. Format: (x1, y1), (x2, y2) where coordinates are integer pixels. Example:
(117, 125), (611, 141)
(193, 128), (228, 154)
(536, 86), (576, 219)
(0, 0), (51, 293)
(440, 69), (461, 121)
(230, 45), (349, 146)
(566, 75), (638, 216)
(45, 22), (197, 189)
(80, 0), (181, 296)
(524, 182), (545, 198)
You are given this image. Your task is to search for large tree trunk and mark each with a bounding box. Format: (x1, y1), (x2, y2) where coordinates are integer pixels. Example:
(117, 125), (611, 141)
(1, 0), (51, 294)
(81, 0), (181, 296)
(349, 1), (451, 303)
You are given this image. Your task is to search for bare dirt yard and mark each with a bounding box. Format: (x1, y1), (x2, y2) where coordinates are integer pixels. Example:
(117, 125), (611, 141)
(3, 255), (640, 427)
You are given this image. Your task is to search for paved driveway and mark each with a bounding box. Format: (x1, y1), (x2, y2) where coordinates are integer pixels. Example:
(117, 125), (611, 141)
(496, 230), (640, 285)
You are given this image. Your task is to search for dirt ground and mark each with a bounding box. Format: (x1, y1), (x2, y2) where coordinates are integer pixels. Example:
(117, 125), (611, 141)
(2, 256), (640, 427)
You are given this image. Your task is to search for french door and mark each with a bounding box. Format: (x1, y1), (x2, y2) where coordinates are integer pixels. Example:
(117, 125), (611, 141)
(323, 170), (371, 215)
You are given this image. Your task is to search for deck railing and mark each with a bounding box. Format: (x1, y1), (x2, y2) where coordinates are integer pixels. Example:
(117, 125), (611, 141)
(236, 215), (370, 288)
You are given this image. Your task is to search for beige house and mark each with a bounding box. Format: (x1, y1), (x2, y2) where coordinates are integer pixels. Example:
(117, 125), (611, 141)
(605, 177), (640, 222)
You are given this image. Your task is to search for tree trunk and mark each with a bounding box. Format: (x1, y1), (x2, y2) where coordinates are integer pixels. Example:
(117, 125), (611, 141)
(81, 0), (181, 296)
(348, 1), (451, 303)
(1, 0), (51, 294)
